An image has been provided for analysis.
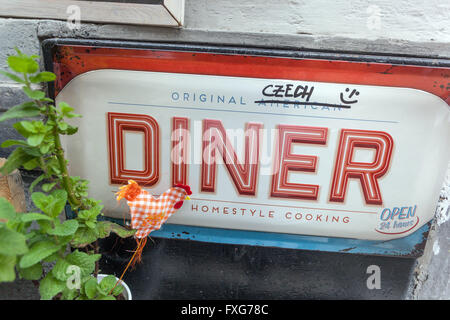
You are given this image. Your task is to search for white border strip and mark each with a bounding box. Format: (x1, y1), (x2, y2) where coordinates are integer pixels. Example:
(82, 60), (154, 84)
(0, 0), (184, 27)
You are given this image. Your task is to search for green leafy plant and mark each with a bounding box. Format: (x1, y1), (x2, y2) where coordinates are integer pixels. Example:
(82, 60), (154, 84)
(0, 49), (135, 300)
(80, 275), (125, 300)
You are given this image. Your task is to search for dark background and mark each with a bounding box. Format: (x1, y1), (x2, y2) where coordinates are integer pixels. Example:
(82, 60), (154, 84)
(98, 233), (416, 299)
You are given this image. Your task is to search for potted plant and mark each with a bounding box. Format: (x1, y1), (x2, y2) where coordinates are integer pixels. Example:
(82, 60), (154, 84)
(0, 49), (136, 300)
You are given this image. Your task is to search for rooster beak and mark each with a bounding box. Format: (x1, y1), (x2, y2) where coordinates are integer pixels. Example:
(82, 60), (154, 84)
(185, 196), (191, 200)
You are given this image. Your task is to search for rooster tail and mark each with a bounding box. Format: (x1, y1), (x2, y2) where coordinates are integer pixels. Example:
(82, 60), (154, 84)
(110, 236), (148, 296)
(131, 236), (147, 268)
(116, 180), (142, 202)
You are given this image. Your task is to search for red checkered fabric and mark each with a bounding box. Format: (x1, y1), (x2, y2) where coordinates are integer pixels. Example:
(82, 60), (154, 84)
(128, 186), (188, 238)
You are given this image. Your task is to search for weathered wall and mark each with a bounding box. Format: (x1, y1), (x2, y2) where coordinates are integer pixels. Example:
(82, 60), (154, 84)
(186, 0), (450, 43)
(410, 163), (450, 299)
(0, 0), (448, 299)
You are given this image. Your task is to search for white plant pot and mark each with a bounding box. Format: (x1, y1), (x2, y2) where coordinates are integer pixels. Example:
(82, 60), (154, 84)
(97, 274), (132, 300)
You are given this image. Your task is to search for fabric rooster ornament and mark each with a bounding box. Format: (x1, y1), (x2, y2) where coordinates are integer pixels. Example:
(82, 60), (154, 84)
(115, 180), (192, 268)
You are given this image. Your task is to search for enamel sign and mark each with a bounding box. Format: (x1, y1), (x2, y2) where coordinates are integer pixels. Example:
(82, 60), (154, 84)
(52, 45), (450, 241)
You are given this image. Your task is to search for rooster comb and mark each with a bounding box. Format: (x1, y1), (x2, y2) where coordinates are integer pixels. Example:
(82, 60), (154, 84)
(174, 184), (192, 195)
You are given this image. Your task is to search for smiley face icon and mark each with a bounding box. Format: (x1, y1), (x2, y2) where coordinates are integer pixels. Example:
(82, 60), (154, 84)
(340, 88), (360, 104)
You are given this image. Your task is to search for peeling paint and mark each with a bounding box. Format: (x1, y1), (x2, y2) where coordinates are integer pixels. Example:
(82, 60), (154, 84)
(432, 240), (440, 255)
(435, 163), (450, 226)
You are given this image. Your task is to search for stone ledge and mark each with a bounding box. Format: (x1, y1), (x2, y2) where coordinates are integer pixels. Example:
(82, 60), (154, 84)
(36, 20), (450, 59)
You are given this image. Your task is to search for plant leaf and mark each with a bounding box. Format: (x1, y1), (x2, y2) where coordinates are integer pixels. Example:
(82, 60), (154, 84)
(31, 190), (67, 218)
(22, 158), (39, 170)
(29, 174), (44, 193)
(19, 240), (61, 269)
(20, 120), (37, 133)
(42, 252), (59, 263)
(42, 182), (57, 192)
(27, 133), (45, 147)
(29, 71), (56, 83)
(49, 189), (68, 218)
(57, 121), (68, 131)
(65, 250), (101, 278)
(0, 228), (28, 256)
(0, 147), (35, 175)
(98, 275), (117, 293)
(71, 226), (99, 248)
(31, 192), (48, 213)
(0, 197), (16, 221)
(20, 213), (53, 222)
(112, 282), (124, 297)
(52, 258), (72, 281)
(0, 70), (25, 83)
(48, 219), (79, 236)
(0, 254), (16, 282)
(13, 121), (32, 138)
(1, 139), (28, 148)
(65, 125), (79, 135)
(85, 220), (96, 229)
(19, 262), (42, 280)
(0, 102), (40, 122)
(84, 277), (98, 299)
(61, 287), (78, 300)
(97, 221), (136, 239)
(59, 102), (73, 114)
(7, 55), (39, 74)
(23, 87), (45, 100)
(39, 272), (66, 300)
(22, 146), (42, 157)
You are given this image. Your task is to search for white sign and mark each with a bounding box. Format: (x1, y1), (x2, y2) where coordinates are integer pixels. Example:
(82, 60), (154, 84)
(58, 69), (450, 240)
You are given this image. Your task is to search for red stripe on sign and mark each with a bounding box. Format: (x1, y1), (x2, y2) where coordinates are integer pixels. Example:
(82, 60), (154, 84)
(53, 46), (449, 105)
